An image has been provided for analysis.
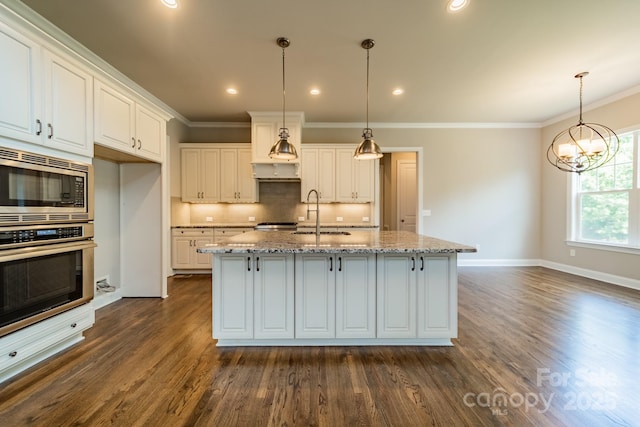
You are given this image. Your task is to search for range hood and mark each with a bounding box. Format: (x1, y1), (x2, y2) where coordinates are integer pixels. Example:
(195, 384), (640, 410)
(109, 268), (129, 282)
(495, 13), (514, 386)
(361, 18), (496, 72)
(252, 162), (300, 181)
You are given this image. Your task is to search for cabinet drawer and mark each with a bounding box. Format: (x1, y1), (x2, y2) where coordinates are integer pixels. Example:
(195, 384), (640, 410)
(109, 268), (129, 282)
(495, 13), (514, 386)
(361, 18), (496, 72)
(0, 304), (94, 372)
(172, 228), (214, 238)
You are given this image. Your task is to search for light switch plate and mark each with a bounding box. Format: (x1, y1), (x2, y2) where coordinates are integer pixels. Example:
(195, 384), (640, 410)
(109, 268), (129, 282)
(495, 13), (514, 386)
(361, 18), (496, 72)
(362, 216), (370, 222)
(248, 216), (255, 222)
(336, 217), (343, 222)
(298, 216), (305, 221)
(205, 217), (213, 222)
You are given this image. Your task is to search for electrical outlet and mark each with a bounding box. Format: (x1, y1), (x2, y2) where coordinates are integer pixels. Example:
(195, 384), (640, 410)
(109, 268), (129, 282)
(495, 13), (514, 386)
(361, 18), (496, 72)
(248, 216), (255, 222)
(205, 216), (213, 222)
(336, 216), (343, 222)
(362, 216), (370, 222)
(298, 216), (305, 221)
(570, 249), (576, 257)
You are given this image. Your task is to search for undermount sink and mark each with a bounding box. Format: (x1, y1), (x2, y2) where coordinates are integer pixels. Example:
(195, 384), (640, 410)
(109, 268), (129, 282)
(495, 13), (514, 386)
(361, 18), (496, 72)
(292, 231), (351, 236)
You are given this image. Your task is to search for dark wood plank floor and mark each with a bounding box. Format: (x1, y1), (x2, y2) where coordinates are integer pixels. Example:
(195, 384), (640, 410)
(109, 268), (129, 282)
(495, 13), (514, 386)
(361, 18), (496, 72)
(1, 267), (639, 426)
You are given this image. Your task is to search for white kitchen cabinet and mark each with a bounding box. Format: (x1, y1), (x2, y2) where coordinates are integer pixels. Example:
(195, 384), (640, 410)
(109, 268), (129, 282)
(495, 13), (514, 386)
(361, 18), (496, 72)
(0, 303), (94, 383)
(171, 228), (214, 269)
(249, 111), (303, 164)
(94, 79), (165, 162)
(300, 147), (335, 202)
(213, 254), (254, 339)
(377, 253), (456, 339)
(335, 254), (376, 338)
(295, 254), (336, 338)
(220, 148), (256, 202)
(336, 148), (375, 203)
(213, 253), (294, 340)
(180, 148), (220, 202)
(214, 227), (253, 241)
(254, 254), (295, 339)
(417, 255), (457, 338)
(0, 22), (92, 158)
(376, 254), (417, 338)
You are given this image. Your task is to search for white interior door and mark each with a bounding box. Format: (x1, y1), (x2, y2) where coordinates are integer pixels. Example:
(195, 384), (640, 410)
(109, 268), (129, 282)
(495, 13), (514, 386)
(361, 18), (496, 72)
(396, 159), (417, 232)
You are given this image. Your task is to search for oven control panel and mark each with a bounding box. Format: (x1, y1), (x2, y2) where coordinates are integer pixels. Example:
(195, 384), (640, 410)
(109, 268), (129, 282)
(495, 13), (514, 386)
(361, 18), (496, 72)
(0, 223), (93, 249)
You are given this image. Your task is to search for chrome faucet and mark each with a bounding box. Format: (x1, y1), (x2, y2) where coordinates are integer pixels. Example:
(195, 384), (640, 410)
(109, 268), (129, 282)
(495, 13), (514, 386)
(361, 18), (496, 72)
(306, 189), (320, 236)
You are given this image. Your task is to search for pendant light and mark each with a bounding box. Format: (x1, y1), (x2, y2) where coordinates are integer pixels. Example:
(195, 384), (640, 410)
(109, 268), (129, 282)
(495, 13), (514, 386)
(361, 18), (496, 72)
(269, 37), (298, 160)
(354, 39), (383, 160)
(547, 72), (619, 174)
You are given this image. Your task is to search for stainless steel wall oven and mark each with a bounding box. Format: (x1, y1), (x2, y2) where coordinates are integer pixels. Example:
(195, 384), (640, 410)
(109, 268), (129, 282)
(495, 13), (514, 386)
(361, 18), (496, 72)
(0, 147), (95, 338)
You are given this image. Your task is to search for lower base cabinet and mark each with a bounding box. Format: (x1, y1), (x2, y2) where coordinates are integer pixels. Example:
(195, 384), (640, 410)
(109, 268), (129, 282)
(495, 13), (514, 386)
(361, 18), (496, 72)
(377, 254), (456, 339)
(212, 252), (455, 344)
(213, 254), (294, 340)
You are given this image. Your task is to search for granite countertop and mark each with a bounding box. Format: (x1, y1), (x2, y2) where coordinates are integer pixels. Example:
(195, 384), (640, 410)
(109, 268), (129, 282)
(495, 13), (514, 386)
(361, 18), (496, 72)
(197, 230), (476, 254)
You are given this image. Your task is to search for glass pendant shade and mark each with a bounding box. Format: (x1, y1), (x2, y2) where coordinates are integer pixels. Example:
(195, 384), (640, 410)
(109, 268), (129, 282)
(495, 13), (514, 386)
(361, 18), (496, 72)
(354, 128), (383, 159)
(269, 128), (297, 160)
(547, 72), (619, 173)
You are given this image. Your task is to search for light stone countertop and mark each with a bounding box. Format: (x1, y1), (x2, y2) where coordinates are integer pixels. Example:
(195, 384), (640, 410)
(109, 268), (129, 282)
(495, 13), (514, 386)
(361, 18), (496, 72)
(197, 230), (476, 254)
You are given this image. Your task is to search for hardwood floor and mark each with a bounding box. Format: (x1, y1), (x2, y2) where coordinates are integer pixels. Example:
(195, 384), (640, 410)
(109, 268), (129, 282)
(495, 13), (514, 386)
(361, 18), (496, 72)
(1, 267), (639, 426)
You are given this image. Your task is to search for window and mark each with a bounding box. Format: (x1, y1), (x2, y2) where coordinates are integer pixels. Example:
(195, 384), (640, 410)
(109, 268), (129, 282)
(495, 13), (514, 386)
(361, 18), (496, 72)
(571, 129), (639, 249)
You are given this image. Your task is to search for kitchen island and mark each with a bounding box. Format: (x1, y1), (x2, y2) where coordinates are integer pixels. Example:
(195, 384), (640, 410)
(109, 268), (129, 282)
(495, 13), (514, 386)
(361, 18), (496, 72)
(199, 230), (476, 346)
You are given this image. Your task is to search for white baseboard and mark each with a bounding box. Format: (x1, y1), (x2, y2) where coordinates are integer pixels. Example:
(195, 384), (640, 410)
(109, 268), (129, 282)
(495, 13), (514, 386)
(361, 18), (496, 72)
(457, 258), (640, 291)
(92, 288), (123, 310)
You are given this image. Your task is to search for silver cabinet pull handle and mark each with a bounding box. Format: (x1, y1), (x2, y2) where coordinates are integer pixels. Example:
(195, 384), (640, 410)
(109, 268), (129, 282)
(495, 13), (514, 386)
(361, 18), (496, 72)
(47, 123), (53, 139)
(36, 119), (42, 135)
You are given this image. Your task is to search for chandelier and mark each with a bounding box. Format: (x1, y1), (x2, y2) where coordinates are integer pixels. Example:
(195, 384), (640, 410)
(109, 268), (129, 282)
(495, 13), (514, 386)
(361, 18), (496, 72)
(547, 72), (619, 174)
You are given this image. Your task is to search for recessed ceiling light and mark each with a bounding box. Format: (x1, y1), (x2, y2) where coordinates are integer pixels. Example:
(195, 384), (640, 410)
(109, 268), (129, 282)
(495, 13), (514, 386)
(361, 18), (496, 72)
(310, 88), (321, 96)
(392, 88), (404, 95)
(161, 0), (178, 9)
(226, 88), (238, 95)
(447, 0), (468, 12)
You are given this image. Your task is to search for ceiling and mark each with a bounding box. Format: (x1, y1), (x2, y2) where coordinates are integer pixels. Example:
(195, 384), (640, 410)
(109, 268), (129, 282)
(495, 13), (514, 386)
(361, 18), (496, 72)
(15, 0), (640, 125)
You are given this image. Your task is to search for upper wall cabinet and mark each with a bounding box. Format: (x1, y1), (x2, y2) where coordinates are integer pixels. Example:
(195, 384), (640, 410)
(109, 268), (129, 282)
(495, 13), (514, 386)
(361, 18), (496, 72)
(94, 80), (165, 162)
(300, 147), (335, 202)
(336, 148), (375, 203)
(248, 111), (303, 164)
(0, 21), (93, 158)
(181, 143), (257, 203)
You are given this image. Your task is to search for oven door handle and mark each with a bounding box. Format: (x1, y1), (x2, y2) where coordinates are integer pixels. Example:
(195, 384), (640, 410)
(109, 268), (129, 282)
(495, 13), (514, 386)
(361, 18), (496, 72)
(0, 240), (97, 262)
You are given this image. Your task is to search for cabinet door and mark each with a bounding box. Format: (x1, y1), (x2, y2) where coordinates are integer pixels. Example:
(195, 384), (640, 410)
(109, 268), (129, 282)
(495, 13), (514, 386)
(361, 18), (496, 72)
(300, 148), (318, 201)
(213, 254), (253, 339)
(193, 236), (213, 268)
(43, 50), (93, 157)
(376, 254), (417, 338)
(317, 149), (336, 202)
(94, 80), (135, 152)
(295, 255), (335, 338)
(254, 254), (294, 339)
(336, 254), (376, 338)
(251, 121), (277, 163)
(353, 158), (374, 202)
(171, 236), (194, 269)
(0, 21), (40, 145)
(219, 148), (238, 202)
(134, 104), (163, 162)
(335, 149), (355, 202)
(181, 149), (202, 202)
(235, 148), (256, 202)
(417, 255), (456, 338)
(201, 149), (221, 201)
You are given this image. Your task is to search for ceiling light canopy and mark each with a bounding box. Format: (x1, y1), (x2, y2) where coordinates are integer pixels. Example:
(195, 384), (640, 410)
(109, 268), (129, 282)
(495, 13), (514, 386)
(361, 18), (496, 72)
(547, 72), (620, 174)
(354, 39), (383, 160)
(161, 0), (178, 9)
(269, 37), (298, 160)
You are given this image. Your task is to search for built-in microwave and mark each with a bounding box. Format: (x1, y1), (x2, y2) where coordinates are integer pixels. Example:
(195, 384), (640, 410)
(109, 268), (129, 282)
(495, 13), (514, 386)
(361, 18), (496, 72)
(0, 147), (93, 225)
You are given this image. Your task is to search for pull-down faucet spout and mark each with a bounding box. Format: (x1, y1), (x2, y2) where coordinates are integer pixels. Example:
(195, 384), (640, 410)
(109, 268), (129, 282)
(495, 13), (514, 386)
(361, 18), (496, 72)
(306, 189), (320, 236)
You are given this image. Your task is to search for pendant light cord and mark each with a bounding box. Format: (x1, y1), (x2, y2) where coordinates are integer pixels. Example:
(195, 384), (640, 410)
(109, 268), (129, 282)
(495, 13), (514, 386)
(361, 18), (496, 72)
(366, 46), (370, 130)
(578, 74), (584, 125)
(282, 46), (286, 130)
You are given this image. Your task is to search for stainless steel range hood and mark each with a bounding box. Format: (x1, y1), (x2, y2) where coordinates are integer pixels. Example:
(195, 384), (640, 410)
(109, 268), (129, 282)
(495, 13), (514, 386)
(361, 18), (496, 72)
(251, 162), (301, 181)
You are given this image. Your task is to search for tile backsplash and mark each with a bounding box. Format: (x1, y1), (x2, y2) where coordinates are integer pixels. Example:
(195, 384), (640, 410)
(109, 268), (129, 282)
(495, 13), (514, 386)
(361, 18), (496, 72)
(173, 182), (374, 225)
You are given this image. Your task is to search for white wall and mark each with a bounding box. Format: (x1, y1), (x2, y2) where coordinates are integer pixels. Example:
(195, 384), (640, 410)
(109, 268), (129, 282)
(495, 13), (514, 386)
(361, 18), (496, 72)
(541, 92), (640, 282)
(93, 158), (121, 288)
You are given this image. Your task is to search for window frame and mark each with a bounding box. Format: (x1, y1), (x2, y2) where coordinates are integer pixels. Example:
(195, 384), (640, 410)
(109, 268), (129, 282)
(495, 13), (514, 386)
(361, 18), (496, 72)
(567, 126), (640, 254)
